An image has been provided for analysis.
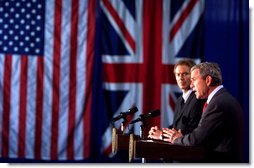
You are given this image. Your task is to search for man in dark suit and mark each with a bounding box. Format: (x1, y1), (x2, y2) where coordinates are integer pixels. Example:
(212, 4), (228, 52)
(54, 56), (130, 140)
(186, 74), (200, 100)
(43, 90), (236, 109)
(164, 62), (243, 162)
(148, 59), (206, 139)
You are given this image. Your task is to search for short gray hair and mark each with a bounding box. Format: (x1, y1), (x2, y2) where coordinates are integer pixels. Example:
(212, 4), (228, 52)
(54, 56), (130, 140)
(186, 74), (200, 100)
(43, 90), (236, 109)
(191, 62), (222, 86)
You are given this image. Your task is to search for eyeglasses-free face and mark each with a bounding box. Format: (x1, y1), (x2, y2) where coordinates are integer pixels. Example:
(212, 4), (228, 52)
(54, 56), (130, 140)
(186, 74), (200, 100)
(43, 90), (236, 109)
(174, 65), (191, 92)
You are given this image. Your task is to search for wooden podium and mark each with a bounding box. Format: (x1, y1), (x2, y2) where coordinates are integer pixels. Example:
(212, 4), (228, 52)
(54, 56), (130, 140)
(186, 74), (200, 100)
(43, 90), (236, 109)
(129, 138), (205, 162)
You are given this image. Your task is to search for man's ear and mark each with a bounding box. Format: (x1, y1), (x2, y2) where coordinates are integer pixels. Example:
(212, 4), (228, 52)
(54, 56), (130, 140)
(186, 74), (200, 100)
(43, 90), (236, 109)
(205, 76), (212, 86)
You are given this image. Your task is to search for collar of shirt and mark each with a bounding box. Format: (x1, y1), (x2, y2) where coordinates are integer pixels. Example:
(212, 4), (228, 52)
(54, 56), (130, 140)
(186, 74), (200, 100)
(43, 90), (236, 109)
(207, 85), (224, 104)
(182, 89), (192, 103)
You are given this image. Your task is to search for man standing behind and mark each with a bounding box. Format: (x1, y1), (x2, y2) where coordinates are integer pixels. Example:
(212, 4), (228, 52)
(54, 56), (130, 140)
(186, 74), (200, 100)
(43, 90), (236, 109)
(164, 62), (243, 162)
(148, 59), (206, 139)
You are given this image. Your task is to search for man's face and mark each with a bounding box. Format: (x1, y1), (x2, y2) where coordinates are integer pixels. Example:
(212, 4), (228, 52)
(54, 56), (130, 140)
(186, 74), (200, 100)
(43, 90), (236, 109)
(191, 69), (208, 99)
(174, 65), (191, 91)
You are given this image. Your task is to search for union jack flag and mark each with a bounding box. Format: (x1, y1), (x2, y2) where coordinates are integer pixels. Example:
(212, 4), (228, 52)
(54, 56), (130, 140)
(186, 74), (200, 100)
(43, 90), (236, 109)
(0, 0), (96, 160)
(98, 0), (205, 156)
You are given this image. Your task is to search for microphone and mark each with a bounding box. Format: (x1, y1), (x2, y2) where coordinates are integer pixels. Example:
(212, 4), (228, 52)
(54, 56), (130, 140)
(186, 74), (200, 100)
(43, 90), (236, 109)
(111, 106), (138, 122)
(130, 109), (160, 124)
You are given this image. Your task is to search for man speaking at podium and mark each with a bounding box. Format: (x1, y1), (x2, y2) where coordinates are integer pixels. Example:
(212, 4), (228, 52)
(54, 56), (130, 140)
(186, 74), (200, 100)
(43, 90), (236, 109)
(163, 62), (243, 163)
(148, 59), (206, 139)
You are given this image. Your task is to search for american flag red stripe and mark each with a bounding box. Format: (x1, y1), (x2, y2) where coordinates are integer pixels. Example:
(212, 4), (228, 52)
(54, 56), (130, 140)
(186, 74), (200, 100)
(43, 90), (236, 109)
(2, 55), (12, 157)
(83, 0), (96, 158)
(34, 57), (44, 160)
(18, 56), (28, 158)
(67, 0), (79, 160)
(50, 0), (62, 160)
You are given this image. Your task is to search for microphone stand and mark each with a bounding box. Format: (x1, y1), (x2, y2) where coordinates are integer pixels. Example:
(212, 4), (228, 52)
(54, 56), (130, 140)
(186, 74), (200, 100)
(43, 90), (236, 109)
(111, 116), (126, 135)
(140, 121), (146, 163)
(120, 117), (126, 134)
(139, 121), (145, 139)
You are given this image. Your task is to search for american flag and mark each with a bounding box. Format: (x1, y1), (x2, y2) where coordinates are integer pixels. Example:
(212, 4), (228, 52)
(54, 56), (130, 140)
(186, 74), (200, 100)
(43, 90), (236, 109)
(98, 0), (205, 156)
(0, 0), (95, 160)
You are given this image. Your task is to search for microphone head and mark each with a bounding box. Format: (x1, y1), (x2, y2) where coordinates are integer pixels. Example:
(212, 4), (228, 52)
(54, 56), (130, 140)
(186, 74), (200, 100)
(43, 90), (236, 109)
(141, 109), (160, 118)
(129, 118), (141, 124)
(149, 109), (160, 117)
(128, 106), (138, 114)
(111, 106), (138, 123)
(129, 109), (160, 124)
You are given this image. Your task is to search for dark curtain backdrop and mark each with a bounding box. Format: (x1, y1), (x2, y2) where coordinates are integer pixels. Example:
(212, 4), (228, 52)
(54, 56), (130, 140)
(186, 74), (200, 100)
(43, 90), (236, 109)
(203, 0), (249, 162)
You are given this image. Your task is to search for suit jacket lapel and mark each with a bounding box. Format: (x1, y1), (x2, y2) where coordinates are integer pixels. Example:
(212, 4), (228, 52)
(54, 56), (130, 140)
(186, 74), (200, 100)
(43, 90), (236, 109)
(173, 96), (184, 124)
(206, 88), (225, 110)
(174, 91), (195, 124)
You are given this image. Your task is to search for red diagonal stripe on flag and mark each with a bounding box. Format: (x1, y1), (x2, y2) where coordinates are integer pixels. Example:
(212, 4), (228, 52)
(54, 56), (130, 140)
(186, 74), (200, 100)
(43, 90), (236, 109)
(170, 0), (199, 42)
(102, 0), (136, 52)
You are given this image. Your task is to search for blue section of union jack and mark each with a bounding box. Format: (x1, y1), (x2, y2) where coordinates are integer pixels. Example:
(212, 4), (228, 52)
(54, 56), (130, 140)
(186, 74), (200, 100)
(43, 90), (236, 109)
(98, 0), (205, 156)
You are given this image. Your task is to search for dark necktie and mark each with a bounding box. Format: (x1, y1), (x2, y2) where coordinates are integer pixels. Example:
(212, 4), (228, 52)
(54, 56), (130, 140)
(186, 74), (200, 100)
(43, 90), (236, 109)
(202, 102), (208, 112)
(180, 97), (185, 108)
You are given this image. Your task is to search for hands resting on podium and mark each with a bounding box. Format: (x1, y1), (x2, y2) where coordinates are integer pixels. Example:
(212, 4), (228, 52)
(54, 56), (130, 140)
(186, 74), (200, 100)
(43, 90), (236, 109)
(148, 126), (183, 143)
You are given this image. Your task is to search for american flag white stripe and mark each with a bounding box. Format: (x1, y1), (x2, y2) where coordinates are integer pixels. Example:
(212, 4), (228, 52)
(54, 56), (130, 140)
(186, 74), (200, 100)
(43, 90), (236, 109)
(40, 0), (55, 160)
(57, 0), (72, 160)
(9, 56), (21, 157)
(74, 0), (89, 159)
(25, 57), (37, 158)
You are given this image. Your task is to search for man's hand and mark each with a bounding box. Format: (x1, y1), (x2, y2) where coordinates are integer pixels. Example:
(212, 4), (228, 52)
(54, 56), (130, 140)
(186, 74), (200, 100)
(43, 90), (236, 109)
(147, 126), (162, 140)
(162, 128), (183, 143)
